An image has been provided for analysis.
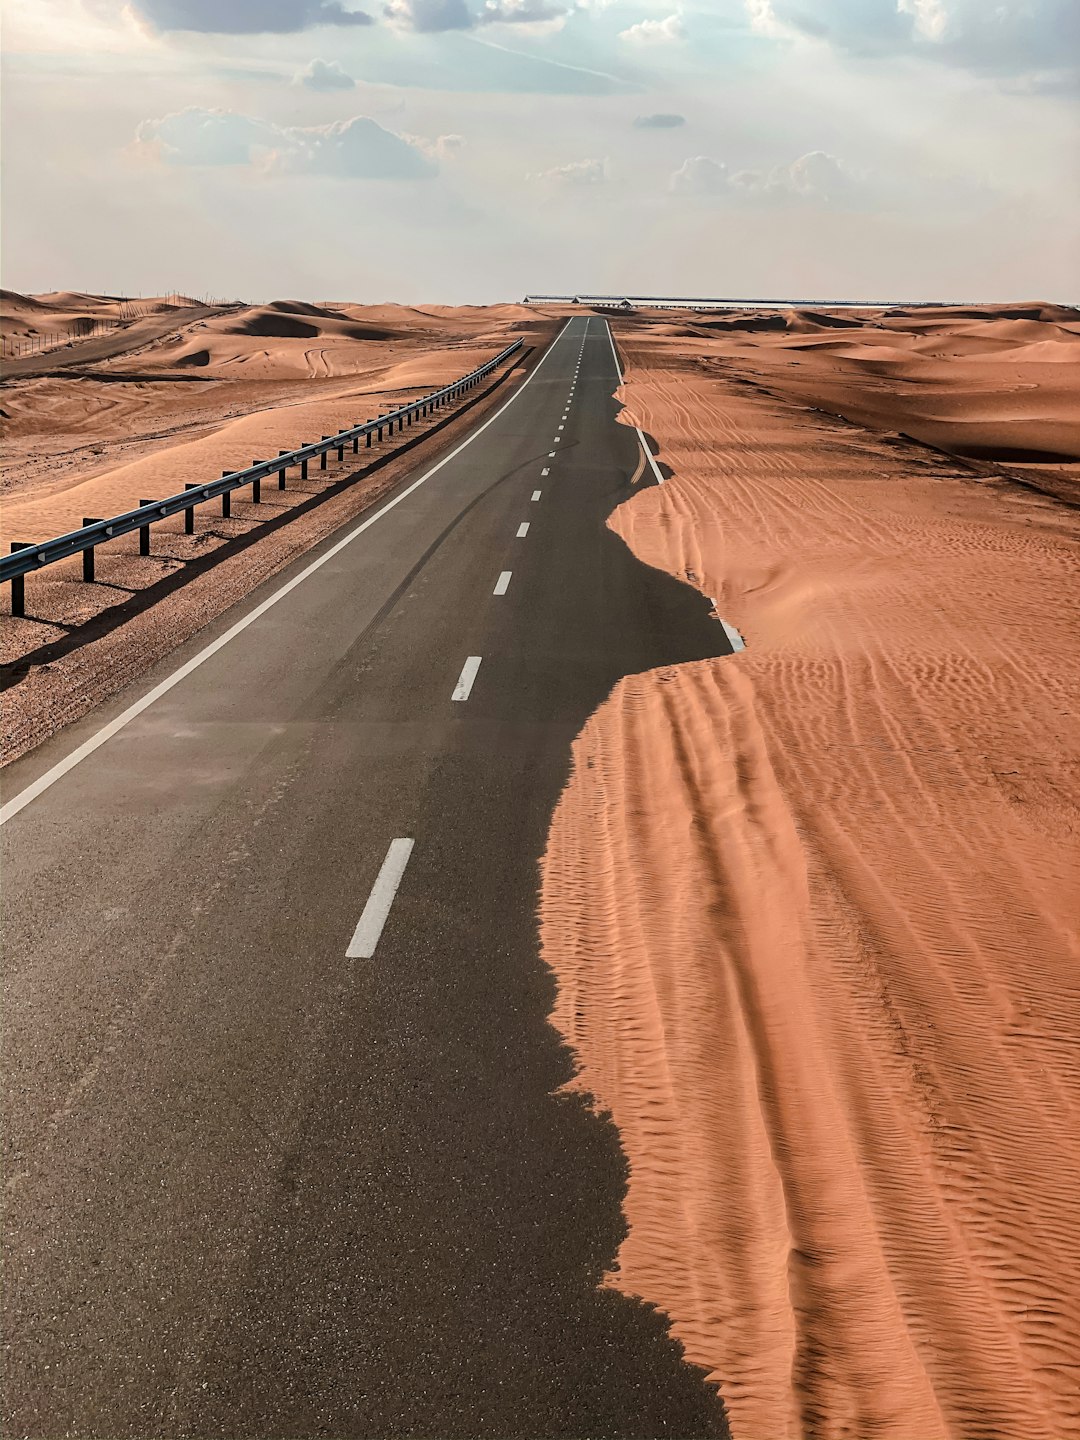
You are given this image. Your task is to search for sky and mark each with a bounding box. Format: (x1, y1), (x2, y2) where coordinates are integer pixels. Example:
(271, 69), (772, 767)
(2, 0), (1078, 303)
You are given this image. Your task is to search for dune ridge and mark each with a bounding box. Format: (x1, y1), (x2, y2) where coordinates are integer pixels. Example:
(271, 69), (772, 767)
(0, 298), (542, 542)
(539, 322), (1080, 1438)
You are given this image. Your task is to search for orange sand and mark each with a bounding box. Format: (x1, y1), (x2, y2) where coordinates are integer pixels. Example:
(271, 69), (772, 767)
(540, 310), (1080, 1438)
(0, 296), (547, 547)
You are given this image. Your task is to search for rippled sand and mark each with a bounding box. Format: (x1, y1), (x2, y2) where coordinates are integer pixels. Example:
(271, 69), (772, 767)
(540, 313), (1080, 1439)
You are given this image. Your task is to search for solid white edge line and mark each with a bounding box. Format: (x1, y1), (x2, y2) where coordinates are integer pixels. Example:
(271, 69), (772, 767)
(493, 570), (512, 596)
(601, 318), (664, 485)
(604, 318), (624, 382)
(452, 653), (483, 701)
(636, 428), (665, 486)
(345, 837), (415, 959)
(0, 318), (581, 827)
(531, 490), (542, 501)
(708, 601), (746, 652)
(516, 522), (530, 538)
(721, 620), (746, 652)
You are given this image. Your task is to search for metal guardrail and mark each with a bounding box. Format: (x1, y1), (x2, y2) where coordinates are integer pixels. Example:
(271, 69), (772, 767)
(3, 338), (524, 617)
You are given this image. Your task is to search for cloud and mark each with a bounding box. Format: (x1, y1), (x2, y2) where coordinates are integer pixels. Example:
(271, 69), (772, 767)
(294, 58), (356, 89)
(619, 13), (684, 43)
(672, 150), (857, 202)
(383, 0), (569, 29)
(670, 155), (728, 193)
(531, 157), (608, 184)
(633, 112), (686, 128)
(128, 0), (373, 32)
(383, 0), (473, 29)
(478, 0), (568, 24)
(135, 108), (437, 178)
(745, 0), (1080, 84)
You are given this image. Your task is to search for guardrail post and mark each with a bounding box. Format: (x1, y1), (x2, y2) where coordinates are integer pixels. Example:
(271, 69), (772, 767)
(337, 439), (345, 461)
(300, 454), (309, 479)
(82, 520), (102, 582)
(139, 501), (153, 555)
(251, 465), (261, 503)
(397, 413), (404, 433)
(377, 419), (384, 441)
(9, 543), (31, 618)
(352, 429), (360, 454)
(320, 438), (329, 471)
(221, 472), (232, 518)
(366, 424), (372, 448)
(278, 451), (289, 489)
(184, 484), (198, 534)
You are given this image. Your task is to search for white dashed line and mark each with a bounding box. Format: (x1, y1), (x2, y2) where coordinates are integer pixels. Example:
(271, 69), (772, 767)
(493, 570), (512, 596)
(516, 522), (530, 538)
(548, 451), (555, 457)
(541, 467), (550, 475)
(452, 654), (483, 701)
(346, 838), (415, 959)
(531, 490), (542, 501)
(0, 317), (579, 827)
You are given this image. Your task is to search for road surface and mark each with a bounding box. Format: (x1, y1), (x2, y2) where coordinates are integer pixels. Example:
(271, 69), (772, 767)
(1, 316), (732, 1439)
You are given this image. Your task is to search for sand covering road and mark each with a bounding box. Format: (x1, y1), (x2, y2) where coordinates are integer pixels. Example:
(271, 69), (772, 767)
(540, 308), (1080, 1438)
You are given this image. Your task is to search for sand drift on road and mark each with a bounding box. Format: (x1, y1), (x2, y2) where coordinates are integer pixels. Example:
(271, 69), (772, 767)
(541, 306), (1080, 1439)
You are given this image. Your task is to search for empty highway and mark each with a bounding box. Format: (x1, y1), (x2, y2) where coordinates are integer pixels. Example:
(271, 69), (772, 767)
(1, 316), (732, 1439)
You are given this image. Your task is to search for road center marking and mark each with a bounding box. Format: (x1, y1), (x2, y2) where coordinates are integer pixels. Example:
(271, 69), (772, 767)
(452, 654), (482, 701)
(541, 467), (550, 475)
(0, 319), (579, 826)
(531, 490), (542, 501)
(346, 838), (414, 959)
(517, 522), (530, 538)
(493, 570), (512, 596)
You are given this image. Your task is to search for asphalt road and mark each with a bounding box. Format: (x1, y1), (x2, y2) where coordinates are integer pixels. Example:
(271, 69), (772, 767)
(1, 316), (732, 1440)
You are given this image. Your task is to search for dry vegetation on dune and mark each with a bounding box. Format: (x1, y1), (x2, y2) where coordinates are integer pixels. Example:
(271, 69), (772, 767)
(542, 306), (1080, 1439)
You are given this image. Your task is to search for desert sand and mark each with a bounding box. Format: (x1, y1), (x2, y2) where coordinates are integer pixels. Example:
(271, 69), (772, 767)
(1, 293), (549, 761)
(1, 294), (545, 539)
(541, 306), (1080, 1438)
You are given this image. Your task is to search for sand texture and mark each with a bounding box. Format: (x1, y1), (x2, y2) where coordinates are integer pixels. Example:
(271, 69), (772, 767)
(540, 309), (1080, 1438)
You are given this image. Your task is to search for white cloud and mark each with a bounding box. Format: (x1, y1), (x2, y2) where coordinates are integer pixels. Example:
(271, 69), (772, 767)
(671, 155), (728, 193)
(478, 0), (568, 26)
(135, 108), (437, 178)
(531, 157), (608, 184)
(128, 0), (373, 32)
(745, 0), (1080, 84)
(672, 150), (857, 203)
(619, 13), (684, 43)
(294, 57), (356, 89)
(897, 0), (949, 41)
(383, 0), (473, 28)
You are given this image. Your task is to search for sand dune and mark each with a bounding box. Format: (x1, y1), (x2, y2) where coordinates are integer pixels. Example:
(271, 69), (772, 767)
(0, 296), (540, 547)
(540, 312), (1080, 1438)
(631, 304), (1080, 488)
